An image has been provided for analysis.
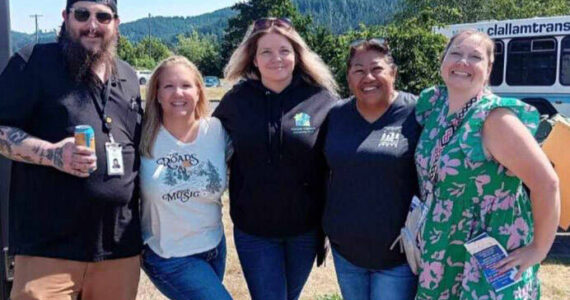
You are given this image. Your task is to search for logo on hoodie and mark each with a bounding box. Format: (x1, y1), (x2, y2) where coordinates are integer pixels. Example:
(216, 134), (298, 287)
(294, 113), (311, 127)
(292, 112), (316, 135)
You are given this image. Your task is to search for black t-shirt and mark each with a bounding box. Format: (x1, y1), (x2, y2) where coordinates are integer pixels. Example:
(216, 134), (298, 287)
(322, 92), (421, 269)
(0, 43), (143, 261)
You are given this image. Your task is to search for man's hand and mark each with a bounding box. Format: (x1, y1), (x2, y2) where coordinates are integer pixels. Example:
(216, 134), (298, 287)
(49, 137), (97, 178)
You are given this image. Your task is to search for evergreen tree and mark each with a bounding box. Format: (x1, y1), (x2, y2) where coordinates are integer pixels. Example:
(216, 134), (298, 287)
(198, 161), (222, 193)
(133, 37), (172, 69)
(117, 36), (137, 66)
(176, 31), (223, 76)
(163, 168), (177, 186)
(395, 0), (569, 27)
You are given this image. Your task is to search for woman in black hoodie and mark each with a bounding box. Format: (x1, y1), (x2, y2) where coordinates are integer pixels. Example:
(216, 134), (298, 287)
(213, 17), (338, 300)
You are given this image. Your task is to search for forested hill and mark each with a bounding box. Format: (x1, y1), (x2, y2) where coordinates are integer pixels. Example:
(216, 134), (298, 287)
(120, 8), (236, 45)
(297, 0), (400, 33)
(10, 0), (399, 50)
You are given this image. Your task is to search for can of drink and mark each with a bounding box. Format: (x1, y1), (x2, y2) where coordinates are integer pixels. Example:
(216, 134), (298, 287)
(74, 125), (96, 172)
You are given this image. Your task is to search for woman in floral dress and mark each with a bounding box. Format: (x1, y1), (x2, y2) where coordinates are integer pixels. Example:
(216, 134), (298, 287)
(414, 30), (560, 300)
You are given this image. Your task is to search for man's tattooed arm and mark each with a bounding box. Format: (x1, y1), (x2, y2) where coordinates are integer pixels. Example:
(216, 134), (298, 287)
(0, 126), (62, 167)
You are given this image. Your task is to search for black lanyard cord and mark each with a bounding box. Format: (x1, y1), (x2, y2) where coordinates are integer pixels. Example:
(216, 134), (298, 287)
(92, 79), (114, 138)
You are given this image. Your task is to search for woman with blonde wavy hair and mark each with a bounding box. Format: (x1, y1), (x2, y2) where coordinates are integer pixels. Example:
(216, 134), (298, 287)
(139, 56), (233, 300)
(213, 17), (338, 300)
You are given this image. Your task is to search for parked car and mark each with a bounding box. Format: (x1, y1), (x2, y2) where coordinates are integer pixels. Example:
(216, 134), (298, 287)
(136, 70), (152, 85)
(204, 76), (221, 87)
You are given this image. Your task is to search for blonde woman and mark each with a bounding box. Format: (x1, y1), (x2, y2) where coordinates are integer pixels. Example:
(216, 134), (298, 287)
(139, 56), (232, 300)
(414, 30), (559, 299)
(213, 17), (338, 300)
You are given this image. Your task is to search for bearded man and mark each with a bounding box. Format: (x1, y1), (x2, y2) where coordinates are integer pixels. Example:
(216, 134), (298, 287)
(0, 1), (143, 299)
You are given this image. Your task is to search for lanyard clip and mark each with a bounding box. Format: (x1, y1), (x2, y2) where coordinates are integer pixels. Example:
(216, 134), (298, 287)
(103, 115), (113, 133)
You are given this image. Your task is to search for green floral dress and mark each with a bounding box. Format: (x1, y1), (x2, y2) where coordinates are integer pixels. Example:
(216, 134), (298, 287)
(414, 86), (541, 300)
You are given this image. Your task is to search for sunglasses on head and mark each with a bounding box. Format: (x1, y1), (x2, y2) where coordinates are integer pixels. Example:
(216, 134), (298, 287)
(252, 17), (293, 32)
(350, 37), (389, 49)
(70, 8), (117, 24)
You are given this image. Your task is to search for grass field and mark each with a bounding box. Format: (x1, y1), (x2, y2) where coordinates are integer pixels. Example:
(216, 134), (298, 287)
(136, 84), (570, 300)
(136, 193), (570, 300)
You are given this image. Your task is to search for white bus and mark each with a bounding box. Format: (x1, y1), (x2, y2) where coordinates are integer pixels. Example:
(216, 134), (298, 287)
(434, 15), (570, 117)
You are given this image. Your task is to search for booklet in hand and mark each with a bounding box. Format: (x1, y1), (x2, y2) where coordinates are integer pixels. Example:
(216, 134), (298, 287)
(464, 232), (520, 292)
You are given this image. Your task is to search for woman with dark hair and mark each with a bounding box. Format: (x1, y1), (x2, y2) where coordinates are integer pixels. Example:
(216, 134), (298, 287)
(213, 17), (338, 300)
(322, 38), (419, 300)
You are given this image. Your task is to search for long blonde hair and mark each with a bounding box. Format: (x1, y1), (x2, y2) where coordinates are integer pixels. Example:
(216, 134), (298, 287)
(140, 56), (209, 158)
(224, 22), (338, 96)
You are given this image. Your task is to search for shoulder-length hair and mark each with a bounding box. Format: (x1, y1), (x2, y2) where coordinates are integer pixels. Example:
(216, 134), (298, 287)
(140, 55), (209, 158)
(441, 29), (495, 67)
(224, 22), (338, 96)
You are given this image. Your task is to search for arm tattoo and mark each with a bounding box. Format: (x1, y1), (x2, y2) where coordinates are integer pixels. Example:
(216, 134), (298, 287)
(53, 147), (64, 169)
(7, 128), (29, 144)
(32, 145), (55, 165)
(44, 148), (54, 164)
(0, 126), (54, 166)
(0, 127), (13, 156)
(0, 139), (11, 156)
(0, 127), (29, 157)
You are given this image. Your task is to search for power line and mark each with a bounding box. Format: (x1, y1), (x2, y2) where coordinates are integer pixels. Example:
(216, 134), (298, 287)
(29, 14), (43, 43)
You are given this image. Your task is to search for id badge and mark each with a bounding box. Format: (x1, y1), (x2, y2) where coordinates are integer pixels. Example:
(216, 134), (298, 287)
(105, 142), (124, 176)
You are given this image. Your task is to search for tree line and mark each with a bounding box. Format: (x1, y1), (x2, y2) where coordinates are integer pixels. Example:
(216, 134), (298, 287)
(119, 0), (569, 97)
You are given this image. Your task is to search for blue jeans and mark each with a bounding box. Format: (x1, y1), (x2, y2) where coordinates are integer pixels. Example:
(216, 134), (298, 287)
(233, 227), (318, 300)
(332, 248), (418, 300)
(141, 237), (232, 300)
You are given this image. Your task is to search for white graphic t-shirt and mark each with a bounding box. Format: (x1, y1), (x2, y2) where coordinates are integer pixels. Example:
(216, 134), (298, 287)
(141, 117), (230, 258)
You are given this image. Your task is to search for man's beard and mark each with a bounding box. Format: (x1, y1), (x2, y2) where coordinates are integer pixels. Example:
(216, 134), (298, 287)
(58, 22), (118, 87)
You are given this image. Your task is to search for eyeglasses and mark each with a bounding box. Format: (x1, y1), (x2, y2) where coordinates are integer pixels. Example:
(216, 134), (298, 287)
(70, 8), (117, 24)
(252, 17), (293, 33)
(350, 38), (389, 49)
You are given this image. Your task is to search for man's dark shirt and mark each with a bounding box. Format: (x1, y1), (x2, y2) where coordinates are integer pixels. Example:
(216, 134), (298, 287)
(0, 43), (143, 261)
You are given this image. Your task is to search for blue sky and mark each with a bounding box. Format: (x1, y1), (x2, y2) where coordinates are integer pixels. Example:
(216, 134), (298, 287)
(10, 0), (241, 33)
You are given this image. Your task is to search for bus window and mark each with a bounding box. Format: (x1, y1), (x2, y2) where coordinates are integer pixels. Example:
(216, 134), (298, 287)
(560, 36), (570, 86)
(490, 40), (504, 86)
(507, 37), (557, 86)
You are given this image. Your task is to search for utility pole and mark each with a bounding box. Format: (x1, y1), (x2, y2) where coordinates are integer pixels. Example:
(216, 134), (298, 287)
(0, 0), (10, 71)
(1, 1), (13, 299)
(147, 13), (152, 59)
(30, 14), (43, 43)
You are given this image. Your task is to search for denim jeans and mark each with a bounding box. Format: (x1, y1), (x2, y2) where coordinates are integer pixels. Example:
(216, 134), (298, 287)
(141, 237), (232, 300)
(233, 227), (318, 300)
(332, 248), (418, 300)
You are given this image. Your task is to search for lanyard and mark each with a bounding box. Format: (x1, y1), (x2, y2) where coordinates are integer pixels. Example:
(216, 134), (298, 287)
(422, 91), (487, 234)
(92, 79), (116, 143)
(422, 92), (480, 206)
(427, 95), (478, 185)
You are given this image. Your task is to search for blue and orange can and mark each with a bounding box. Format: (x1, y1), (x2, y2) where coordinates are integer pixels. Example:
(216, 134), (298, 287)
(74, 125), (96, 172)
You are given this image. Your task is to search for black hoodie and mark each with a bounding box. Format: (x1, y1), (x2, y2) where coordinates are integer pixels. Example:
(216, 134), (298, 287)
(213, 75), (337, 237)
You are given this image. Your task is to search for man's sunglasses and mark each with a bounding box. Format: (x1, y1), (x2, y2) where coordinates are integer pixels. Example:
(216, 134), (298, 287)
(350, 38), (389, 49)
(70, 8), (117, 24)
(252, 17), (293, 32)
